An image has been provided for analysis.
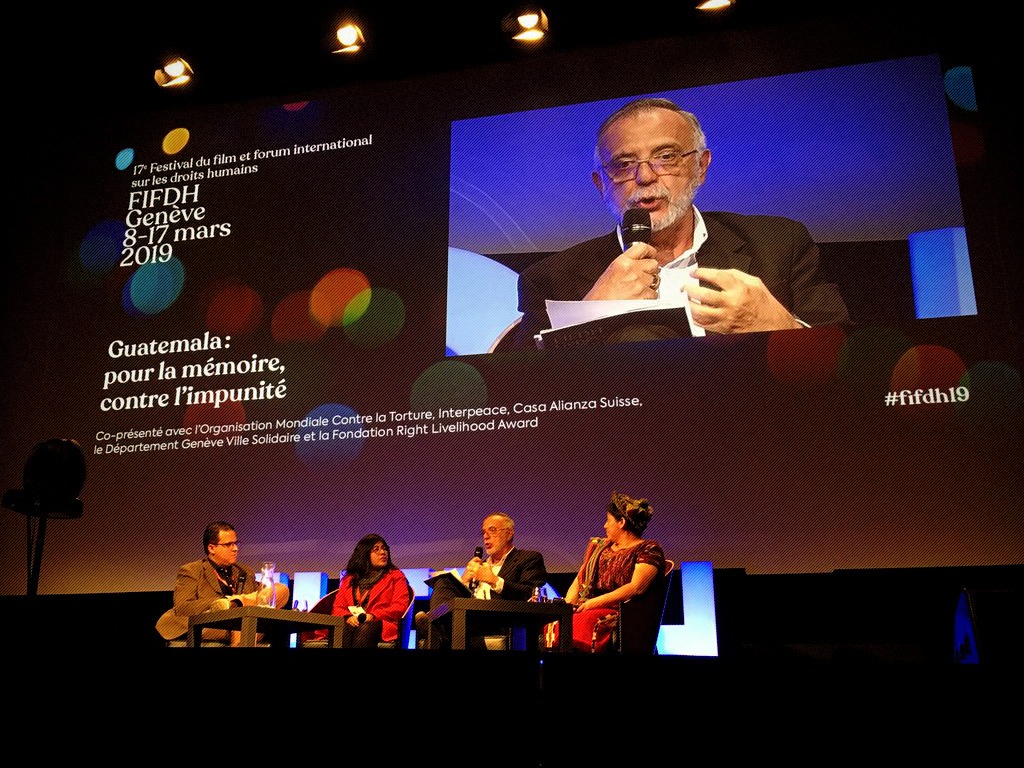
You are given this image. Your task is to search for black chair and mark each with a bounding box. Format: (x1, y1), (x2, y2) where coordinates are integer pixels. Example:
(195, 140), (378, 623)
(615, 559), (675, 654)
(382, 583), (416, 650)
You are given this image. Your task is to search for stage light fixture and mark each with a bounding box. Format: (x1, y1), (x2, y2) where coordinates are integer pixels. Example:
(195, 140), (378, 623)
(333, 23), (365, 53)
(2, 438), (87, 595)
(154, 57), (194, 88)
(502, 8), (548, 42)
(696, 0), (735, 10)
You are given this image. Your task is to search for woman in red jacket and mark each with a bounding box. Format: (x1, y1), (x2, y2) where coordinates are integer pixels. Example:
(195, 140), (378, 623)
(331, 533), (413, 648)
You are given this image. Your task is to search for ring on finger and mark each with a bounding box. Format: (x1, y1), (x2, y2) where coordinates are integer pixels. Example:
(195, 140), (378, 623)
(650, 272), (661, 290)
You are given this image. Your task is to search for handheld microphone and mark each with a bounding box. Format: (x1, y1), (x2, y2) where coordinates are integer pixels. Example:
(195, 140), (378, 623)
(468, 546), (484, 594)
(622, 208), (652, 248)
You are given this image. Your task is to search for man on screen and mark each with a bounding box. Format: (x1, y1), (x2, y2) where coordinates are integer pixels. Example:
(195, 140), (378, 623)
(501, 97), (850, 349)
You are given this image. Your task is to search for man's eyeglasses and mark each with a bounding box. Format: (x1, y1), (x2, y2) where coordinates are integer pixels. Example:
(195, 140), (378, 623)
(215, 541), (240, 548)
(601, 148), (700, 183)
(481, 526), (509, 536)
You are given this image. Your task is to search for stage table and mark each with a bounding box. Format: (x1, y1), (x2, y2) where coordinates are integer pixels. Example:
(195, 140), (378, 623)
(187, 605), (349, 647)
(425, 598), (573, 652)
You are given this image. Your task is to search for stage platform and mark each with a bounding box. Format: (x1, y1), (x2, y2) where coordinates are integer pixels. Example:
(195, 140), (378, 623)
(3, 564), (1019, 744)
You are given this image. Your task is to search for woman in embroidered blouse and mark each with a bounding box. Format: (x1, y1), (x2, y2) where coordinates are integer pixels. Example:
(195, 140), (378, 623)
(331, 533), (413, 648)
(563, 491), (665, 652)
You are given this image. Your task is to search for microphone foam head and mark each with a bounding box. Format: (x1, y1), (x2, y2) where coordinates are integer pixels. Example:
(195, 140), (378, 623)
(622, 208), (652, 244)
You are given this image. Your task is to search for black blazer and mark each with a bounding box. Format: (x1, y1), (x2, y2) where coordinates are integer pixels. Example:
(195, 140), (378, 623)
(505, 211), (851, 349)
(428, 547), (548, 609)
(487, 547), (548, 601)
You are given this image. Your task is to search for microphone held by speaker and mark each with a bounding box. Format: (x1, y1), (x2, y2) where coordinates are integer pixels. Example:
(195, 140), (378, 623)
(467, 545), (484, 594)
(622, 207), (652, 247)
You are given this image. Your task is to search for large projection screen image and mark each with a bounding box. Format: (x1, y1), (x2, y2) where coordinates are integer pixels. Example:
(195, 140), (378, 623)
(446, 55), (971, 356)
(2, 15), (1021, 598)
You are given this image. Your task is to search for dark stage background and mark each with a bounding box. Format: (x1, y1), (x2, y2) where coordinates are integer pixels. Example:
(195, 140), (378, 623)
(1, 6), (1020, 727)
(4, 6), (1019, 749)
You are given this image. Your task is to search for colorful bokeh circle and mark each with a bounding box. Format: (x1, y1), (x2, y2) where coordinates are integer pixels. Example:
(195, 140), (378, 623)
(206, 283), (264, 336)
(943, 66), (977, 112)
(79, 219), (126, 274)
(837, 326), (912, 402)
(123, 257), (185, 315)
(343, 287), (406, 348)
(115, 148), (134, 170)
(766, 325), (847, 387)
(273, 291), (328, 342)
(411, 360), (488, 411)
(162, 128), (190, 155)
(310, 268), (371, 327)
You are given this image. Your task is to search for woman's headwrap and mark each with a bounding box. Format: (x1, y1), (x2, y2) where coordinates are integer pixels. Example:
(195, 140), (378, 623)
(608, 490), (653, 533)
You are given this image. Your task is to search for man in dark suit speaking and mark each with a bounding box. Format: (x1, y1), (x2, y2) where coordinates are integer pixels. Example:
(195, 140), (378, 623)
(502, 97), (850, 349)
(415, 512), (548, 649)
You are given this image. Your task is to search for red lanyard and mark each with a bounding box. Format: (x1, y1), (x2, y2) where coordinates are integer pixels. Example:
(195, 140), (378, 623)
(214, 569), (235, 594)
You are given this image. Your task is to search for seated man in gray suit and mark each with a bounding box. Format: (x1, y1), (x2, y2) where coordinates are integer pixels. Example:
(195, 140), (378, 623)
(416, 512), (548, 649)
(156, 520), (290, 646)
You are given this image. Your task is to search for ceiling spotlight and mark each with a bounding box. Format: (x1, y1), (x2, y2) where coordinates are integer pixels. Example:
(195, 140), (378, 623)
(154, 57), (193, 88)
(696, 0), (735, 10)
(502, 8), (549, 42)
(334, 23), (365, 54)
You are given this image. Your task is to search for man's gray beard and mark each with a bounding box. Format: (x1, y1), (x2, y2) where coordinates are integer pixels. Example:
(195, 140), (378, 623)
(607, 178), (701, 232)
